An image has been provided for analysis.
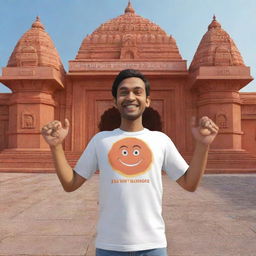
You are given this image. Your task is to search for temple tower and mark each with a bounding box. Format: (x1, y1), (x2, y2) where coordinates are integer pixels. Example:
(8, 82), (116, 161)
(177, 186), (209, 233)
(0, 17), (65, 150)
(68, 1), (188, 152)
(188, 16), (256, 173)
(189, 16), (252, 151)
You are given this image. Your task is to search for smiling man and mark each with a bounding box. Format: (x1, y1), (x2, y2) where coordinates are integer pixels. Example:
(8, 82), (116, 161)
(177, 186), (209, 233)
(41, 69), (219, 256)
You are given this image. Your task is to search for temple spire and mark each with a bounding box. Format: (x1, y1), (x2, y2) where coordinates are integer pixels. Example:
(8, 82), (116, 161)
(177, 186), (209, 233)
(31, 16), (45, 30)
(125, 0), (135, 14)
(208, 14), (221, 30)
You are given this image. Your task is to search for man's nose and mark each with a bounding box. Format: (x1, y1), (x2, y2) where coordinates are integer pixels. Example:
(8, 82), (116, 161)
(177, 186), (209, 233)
(126, 91), (136, 100)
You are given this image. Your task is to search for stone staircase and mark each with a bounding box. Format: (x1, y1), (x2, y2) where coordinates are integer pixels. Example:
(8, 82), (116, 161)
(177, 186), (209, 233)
(184, 149), (256, 173)
(0, 150), (80, 173)
(1, 149), (256, 173)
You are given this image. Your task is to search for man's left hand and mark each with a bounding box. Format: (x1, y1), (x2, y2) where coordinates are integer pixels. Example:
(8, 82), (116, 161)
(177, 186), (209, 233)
(191, 116), (219, 145)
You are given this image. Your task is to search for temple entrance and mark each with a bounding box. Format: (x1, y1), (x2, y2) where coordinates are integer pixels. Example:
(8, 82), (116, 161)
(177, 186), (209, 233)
(98, 107), (162, 131)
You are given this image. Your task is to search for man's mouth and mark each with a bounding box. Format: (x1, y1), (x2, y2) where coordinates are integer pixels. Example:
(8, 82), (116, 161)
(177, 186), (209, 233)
(123, 104), (139, 111)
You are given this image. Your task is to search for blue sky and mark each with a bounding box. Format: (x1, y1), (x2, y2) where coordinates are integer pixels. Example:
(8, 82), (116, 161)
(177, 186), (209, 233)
(0, 0), (255, 93)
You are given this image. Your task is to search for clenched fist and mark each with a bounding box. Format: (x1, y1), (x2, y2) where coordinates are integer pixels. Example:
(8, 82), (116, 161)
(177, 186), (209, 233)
(191, 116), (219, 145)
(41, 119), (70, 147)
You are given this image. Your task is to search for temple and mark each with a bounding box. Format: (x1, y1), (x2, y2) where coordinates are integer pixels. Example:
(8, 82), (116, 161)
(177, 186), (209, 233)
(0, 3), (256, 173)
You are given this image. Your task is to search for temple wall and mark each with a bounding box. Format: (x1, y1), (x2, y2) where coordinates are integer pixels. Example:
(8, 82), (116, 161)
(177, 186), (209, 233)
(0, 94), (10, 150)
(68, 75), (188, 153)
(240, 92), (256, 156)
(184, 85), (197, 154)
(148, 76), (188, 153)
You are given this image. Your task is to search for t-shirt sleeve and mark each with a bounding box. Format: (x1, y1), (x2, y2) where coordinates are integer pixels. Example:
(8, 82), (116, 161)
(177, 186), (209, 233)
(162, 134), (189, 181)
(73, 136), (98, 180)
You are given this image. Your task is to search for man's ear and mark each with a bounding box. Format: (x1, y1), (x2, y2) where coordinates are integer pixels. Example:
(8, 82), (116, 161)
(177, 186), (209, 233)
(146, 96), (151, 107)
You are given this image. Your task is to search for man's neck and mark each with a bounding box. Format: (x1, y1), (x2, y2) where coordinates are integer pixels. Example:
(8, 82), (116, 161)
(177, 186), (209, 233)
(119, 118), (144, 132)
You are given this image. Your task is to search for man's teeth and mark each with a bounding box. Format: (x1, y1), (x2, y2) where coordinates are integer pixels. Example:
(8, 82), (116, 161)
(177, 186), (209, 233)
(126, 105), (137, 109)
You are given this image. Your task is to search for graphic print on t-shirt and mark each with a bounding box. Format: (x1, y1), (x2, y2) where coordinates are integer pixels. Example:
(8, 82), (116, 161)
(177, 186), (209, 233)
(108, 137), (153, 177)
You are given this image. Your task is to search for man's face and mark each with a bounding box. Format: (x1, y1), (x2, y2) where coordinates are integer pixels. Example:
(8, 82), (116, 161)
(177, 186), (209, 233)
(114, 77), (150, 121)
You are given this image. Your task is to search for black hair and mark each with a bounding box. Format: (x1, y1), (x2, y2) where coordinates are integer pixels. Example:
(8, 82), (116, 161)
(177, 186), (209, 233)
(112, 69), (150, 98)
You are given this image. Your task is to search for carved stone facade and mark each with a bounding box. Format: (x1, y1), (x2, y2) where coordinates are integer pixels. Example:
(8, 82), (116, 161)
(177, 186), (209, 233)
(0, 2), (256, 173)
(77, 2), (181, 61)
(190, 16), (245, 71)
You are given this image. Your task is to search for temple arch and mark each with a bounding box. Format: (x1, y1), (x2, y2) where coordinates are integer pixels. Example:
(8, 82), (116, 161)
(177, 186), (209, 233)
(98, 107), (162, 131)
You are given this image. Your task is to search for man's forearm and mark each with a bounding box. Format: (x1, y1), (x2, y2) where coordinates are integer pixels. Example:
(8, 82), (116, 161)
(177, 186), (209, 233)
(184, 142), (209, 191)
(50, 144), (74, 191)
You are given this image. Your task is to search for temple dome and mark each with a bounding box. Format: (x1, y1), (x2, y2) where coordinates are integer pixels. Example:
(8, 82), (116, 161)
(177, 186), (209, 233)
(76, 2), (182, 60)
(189, 16), (245, 71)
(7, 17), (64, 72)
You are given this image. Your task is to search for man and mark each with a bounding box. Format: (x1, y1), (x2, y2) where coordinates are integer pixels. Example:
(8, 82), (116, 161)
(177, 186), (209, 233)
(41, 69), (219, 256)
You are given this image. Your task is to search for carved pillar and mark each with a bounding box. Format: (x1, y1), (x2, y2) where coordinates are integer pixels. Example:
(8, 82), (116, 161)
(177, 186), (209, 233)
(0, 66), (64, 150)
(190, 66), (252, 150)
(196, 81), (243, 149)
(0, 95), (10, 150)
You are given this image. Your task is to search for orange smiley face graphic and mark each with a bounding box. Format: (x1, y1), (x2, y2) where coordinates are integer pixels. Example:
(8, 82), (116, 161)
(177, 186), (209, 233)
(108, 138), (153, 177)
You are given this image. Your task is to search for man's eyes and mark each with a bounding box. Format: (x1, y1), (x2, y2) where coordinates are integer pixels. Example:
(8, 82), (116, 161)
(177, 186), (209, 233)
(119, 90), (143, 95)
(119, 90), (128, 95)
(134, 90), (143, 95)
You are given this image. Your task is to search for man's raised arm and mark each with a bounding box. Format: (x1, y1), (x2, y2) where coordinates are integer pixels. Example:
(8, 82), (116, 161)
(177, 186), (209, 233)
(177, 116), (219, 192)
(41, 119), (86, 192)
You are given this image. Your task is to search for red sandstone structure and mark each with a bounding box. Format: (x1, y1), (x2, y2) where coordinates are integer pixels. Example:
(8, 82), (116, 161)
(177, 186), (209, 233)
(0, 3), (256, 173)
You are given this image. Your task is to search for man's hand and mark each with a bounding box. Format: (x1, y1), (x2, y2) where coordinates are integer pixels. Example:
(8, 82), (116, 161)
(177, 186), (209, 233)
(191, 116), (219, 145)
(41, 119), (70, 147)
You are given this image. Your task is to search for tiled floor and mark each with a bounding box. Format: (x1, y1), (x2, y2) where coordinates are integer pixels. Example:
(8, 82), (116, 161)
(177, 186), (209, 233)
(0, 173), (255, 256)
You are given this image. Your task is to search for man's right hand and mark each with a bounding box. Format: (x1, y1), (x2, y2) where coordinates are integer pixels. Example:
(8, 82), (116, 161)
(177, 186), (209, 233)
(41, 119), (70, 147)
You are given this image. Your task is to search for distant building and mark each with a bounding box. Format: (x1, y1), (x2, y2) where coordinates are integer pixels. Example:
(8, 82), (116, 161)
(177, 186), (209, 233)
(0, 2), (256, 173)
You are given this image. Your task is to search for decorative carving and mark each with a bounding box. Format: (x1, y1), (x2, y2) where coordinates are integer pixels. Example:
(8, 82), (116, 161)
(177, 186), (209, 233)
(190, 16), (245, 71)
(100, 34), (107, 43)
(164, 36), (169, 43)
(150, 34), (156, 43)
(142, 34), (148, 43)
(122, 34), (136, 47)
(92, 34), (99, 43)
(15, 46), (38, 67)
(214, 46), (232, 66)
(137, 34), (142, 43)
(69, 61), (186, 71)
(7, 16), (64, 74)
(197, 81), (243, 93)
(21, 113), (35, 129)
(75, 1), (182, 61)
(157, 35), (163, 43)
(121, 50), (135, 59)
(19, 69), (35, 76)
(114, 35), (121, 43)
(216, 113), (228, 129)
(241, 105), (256, 115)
(108, 35), (114, 43)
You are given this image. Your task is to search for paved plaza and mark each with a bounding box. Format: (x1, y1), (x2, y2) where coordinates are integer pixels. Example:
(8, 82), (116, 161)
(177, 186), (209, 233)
(0, 173), (255, 256)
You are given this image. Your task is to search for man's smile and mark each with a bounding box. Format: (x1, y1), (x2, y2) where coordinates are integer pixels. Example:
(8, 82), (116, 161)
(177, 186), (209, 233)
(122, 103), (139, 111)
(125, 105), (138, 110)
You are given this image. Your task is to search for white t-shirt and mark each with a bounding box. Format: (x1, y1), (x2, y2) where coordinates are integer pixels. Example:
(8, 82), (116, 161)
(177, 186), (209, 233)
(74, 128), (188, 251)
